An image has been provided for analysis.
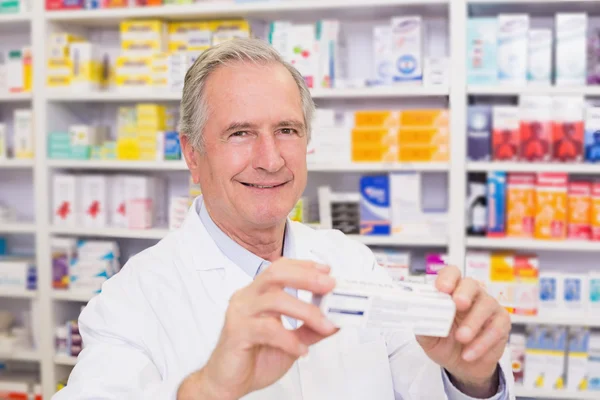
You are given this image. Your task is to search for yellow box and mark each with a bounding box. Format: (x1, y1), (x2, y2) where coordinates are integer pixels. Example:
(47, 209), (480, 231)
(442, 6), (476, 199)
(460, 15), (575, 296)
(397, 127), (449, 146)
(354, 110), (399, 128)
(352, 144), (397, 163)
(210, 20), (251, 46)
(507, 174), (536, 238)
(21, 47), (32, 92)
(399, 109), (449, 127)
(352, 128), (396, 147)
(168, 22), (212, 52)
(117, 138), (140, 160)
(136, 104), (165, 115)
(50, 33), (84, 48)
(489, 252), (515, 313)
(120, 19), (166, 41)
(46, 58), (72, 88)
(116, 55), (153, 75)
(398, 145), (449, 162)
(152, 53), (169, 88)
(121, 39), (166, 55)
(534, 173), (568, 240)
(48, 45), (70, 61)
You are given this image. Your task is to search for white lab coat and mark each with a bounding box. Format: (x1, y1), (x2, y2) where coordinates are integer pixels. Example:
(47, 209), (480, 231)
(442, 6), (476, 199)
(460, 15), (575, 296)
(54, 198), (515, 400)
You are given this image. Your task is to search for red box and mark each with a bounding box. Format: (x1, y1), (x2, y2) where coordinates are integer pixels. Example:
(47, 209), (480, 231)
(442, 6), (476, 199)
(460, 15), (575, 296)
(135, 0), (163, 5)
(492, 106), (520, 161)
(568, 182), (591, 240)
(520, 120), (552, 162)
(46, 0), (63, 9)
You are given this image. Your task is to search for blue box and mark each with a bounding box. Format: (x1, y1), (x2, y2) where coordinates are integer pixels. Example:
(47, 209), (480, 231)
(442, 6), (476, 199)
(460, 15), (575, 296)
(359, 175), (391, 235)
(467, 18), (498, 85)
(467, 106), (492, 161)
(486, 171), (506, 236)
(585, 108), (600, 162)
(164, 131), (181, 160)
(0, 238), (5, 256)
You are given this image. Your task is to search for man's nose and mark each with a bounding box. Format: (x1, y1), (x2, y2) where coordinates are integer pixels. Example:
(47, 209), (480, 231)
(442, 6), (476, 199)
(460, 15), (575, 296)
(253, 133), (285, 173)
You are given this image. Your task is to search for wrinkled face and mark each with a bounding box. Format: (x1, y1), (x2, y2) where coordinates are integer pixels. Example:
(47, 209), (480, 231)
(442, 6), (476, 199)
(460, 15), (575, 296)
(185, 61), (308, 230)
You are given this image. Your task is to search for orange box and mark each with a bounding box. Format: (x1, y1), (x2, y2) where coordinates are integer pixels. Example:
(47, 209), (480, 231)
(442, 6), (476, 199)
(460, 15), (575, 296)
(567, 182), (591, 240)
(399, 109), (449, 128)
(354, 110), (399, 128)
(507, 173), (535, 238)
(398, 145), (449, 162)
(352, 128), (396, 147)
(352, 145), (396, 163)
(592, 183), (600, 241)
(489, 252), (515, 314)
(398, 127), (449, 146)
(534, 173), (568, 240)
(513, 254), (539, 316)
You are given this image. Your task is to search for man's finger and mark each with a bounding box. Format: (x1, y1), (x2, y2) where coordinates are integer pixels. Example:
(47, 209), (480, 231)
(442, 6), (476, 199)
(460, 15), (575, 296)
(294, 324), (339, 347)
(250, 318), (307, 358)
(435, 265), (462, 294)
(254, 260), (335, 295)
(252, 291), (337, 336)
(452, 278), (483, 312)
(455, 294), (498, 344)
(461, 310), (511, 362)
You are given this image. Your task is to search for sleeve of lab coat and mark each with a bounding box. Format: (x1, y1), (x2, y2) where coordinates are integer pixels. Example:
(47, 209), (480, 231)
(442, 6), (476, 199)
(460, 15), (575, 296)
(52, 255), (183, 400)
(353, 242), (516, 400)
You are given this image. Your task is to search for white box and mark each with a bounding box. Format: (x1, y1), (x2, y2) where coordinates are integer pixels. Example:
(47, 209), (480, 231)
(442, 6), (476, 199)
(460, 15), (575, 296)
(567, 327), (590, 391)
(493, 105), (520, 131)
(590, 272), (600, 313)
(13, 109), (33, 159)
(527, 29), (552, 86)
(109, 176), (126, 227)
(538, 271), (564, 316)
(464, 251), (491, 291)
(6, 49), (23, 93)
(0, 257), (34, 290)
(52, 174), (78, 226)
(0, 124), (6, 159)
(391, 16), (423, 84)
(424, 57), (450, 87)
(169, 196), (189, 230)
(372, 249), (410, 282)
(289, 24), (318, 88)
(316, 20), (339, 89)
(524, 326), (567, 390)
(124, 176), (154, 229)
(80, 175), (108, 228)
(563, 273), (588, 315)
(588, 333), (600, 391)
(313, 277), (455, 337)
(391, 172), (424, 236)
(373, 25), (393, 86)
(153, 176), (167, 226)
(497, 14), (529, 85)
(556, 13), (587, 86)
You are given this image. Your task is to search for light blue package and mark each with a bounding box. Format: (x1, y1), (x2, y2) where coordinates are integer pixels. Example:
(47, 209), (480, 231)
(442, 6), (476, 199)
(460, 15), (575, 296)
(0, 238), (5, 255)
(164, 131), (181, 160)
(590, 275), (600, 309)
(497, 14), (529, 85)
(486, 171), (506, 237)
(360, 175), (390, 235)
(564, 275), (584, 311)
(467, 18), (498, 85)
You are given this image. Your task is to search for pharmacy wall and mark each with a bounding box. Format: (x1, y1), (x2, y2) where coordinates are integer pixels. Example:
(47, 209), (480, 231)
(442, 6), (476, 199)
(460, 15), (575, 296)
(0, 1), (599, 399)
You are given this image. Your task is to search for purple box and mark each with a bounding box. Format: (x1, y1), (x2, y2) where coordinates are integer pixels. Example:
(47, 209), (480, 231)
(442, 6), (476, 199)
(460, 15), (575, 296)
(425, 253), (448, 275)
(588, 28), (600, 85)
(467, 106), (492, 161)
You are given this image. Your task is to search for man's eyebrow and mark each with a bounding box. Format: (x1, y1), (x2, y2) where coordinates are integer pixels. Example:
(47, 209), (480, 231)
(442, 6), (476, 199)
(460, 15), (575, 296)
(223, 121), (259, 133)
(275, 120), (305, 130)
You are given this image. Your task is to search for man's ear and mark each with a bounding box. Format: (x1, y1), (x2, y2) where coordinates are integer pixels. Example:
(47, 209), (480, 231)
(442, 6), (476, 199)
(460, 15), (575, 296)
(180, 134), (202, 184)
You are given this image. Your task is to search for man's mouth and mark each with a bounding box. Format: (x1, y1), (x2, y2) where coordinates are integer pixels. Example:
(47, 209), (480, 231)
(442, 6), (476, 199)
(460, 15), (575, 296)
(241, 182), (287, 189)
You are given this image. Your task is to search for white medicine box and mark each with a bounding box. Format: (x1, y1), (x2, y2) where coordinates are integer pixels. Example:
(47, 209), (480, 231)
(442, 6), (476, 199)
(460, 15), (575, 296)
(80, 175), (108, 228)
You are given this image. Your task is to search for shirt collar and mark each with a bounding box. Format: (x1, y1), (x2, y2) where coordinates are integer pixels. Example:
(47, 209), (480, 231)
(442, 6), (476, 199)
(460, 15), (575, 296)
(197, 197), (295, 279)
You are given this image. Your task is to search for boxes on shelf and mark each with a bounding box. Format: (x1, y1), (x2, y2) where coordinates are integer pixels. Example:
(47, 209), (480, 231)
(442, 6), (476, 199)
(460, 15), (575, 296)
(497, 14), (528, 85)
(506, 173), (535, 238)
(13, 109), (33, 159)
(534, 173), (568, 240)
(391, 16), (422, 84)
(552, 97), (584, 162)
(115, 55), (153, 91)
(210, 19), (251, 47)
(467, 105), (492, 161)
(509, 333), (526, 385)
(373, 249), (410, 282)
(359, 175), (390, 236)
(593, 183), (600, 241)
(465, 251), (491, 291)
(513, 254), (539, 316)
(589, 333), (600, 391)
(169, 196), (189, 230)
(80, 175), (109, 228)
(527, 29), (552, 86)
(466, 18), (498, 85)
(567, 327), (590, 391)
(524, 325), (567, 390)
(317, 186), (360, 234)
(556, 13), (587, 86)
(486, 171), (506, 237)
(425, 253), (447, 284)
(0, 256), (36, 291)
(539, 271), (564, 316)
(120, 19), (168, 55)
(489, 252), (515, 313)
(289, 198), (309, 223)
(585, 107), (600, 162)
(519, 96), (552, 162)
(568, 181), (591, 240)
(492, 106), (519, 161)
(52, 174), (79, 226)
(69, 42), (106, 91)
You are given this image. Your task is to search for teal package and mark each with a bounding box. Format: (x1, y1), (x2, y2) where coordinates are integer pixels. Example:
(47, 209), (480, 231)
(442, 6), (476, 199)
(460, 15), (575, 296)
(466, 18), (498, 85)
(486, 171), (506, 236)
(164, 131), (181, 160)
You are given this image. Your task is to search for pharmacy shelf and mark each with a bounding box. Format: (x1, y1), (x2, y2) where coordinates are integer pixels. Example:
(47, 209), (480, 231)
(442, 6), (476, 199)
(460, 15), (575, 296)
(467, 162), (600, 175)
(0, 349), (41, 363)
(0, 222), (36, 234)
(468, 85), (600, 96)
(54, 354), (77, 367)
(511, 314), (600, 328)
(0, 13), (31, 26)
(50, 226), (170, 240)
(467, 237), (600, 252)
(46, 86), (449, 103)
(309, 162), (449, 172)
(45, 0), (449, 26)
(47, 160), (188, 171)
(0, 159), (34, 169)
(0, 289), (37, 299)
(52, 291), (95, 303)
(348, 235), (447, 247)
(469, 0), (600, 16)
(0, 92), (32, 102)
(514, 387), (600, 400)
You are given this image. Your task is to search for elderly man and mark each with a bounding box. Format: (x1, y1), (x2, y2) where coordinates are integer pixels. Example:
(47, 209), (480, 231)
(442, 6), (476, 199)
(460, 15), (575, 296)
(53, 38), (514, 400)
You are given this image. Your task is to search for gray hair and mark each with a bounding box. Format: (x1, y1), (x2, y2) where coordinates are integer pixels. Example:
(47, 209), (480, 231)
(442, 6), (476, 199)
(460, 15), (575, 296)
(179, 37), (315, 151)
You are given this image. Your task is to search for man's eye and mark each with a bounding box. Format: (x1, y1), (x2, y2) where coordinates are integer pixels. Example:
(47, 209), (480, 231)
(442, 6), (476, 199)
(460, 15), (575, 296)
(280, 128), (297, 135)
(231, 131), (248, 138)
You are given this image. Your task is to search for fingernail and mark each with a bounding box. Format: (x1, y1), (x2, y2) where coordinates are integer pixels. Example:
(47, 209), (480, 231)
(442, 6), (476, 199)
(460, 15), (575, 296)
(318, 274), (335, 287)
(315, 263), (331, 272)
(462, 349), (477, 362)
(322, 317), (337, 331)
(457, 326), (473, 341)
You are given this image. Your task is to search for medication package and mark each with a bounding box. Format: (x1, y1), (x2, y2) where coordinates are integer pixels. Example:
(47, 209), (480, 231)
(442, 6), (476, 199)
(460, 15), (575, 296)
(313, 277), (456, 337)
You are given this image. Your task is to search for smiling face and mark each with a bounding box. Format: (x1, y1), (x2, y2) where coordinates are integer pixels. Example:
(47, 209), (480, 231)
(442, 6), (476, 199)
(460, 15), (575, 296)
(183, 61), (308, 231)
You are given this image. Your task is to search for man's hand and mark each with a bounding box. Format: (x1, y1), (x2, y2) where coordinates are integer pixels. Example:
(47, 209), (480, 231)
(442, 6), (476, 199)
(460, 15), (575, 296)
(177, 259), (338, 400)
(416, 266), (511, 398)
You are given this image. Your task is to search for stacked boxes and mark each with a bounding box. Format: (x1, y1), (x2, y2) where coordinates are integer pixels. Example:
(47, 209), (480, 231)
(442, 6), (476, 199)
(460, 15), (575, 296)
(47, 33), (84, 90)
(534, 173), (568, 240)
(398, 109), (449, 162)
(506, 173), (535, 238)
(4, 48), (32, 93)
(135, 104), (166, 161)
(568, 182), (592, 239)
(13, 109), (34, 159)
(352, 111), (398, 163)
(524, 326), (566, 390)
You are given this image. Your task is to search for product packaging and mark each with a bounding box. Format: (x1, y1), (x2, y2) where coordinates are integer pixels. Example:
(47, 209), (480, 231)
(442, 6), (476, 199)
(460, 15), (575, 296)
(587, 28), (600, 85)
(80, 175), (108, 228)
(510, 333), (526, 385)
(527, 29), (552, 85)
(534, 173), (568, 240)
(486, 172), (507, 237)
(593, 182), (600, 241)
(467, 105), (492, 161)
(568, 182), (591, 240)
(391, 16), (423, 84)
(585, 107), (600, 162)
(13, 109), (33, 159)
(519, 96), (552, 161)
(465, 251), (491, 291)
(567, 328), (590, 391)
(506, 173), (535, 238)
(466, 176), (487, 236)
(524, 326), (567, 390)
(313, 277), (456, 337)
(316, 20), (339, 88)
(588, 333), (600, 391)
(564, 274), (588, 315)
(372, 26), (393, 86)
(425, 253), (447, 285)
(360, 175), (390, 235)
(466, 18), (498, 85)
(492, 106), (519, 161)
(372, 249), (410, 283)
(514, 254), (539, 315)
(288, 24), (317, 88)
(590, 272), (600, 312)
(556, 13), (587, 86)
(539, 272), (565, 316)
(52, 174), (78, 226)
(497, 14), (529, 85)
(489, 252), (515, 313)
(553, 97), (585, 162)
